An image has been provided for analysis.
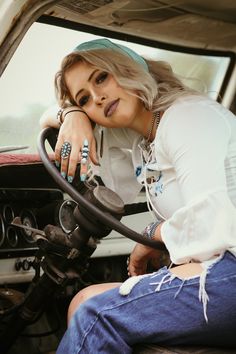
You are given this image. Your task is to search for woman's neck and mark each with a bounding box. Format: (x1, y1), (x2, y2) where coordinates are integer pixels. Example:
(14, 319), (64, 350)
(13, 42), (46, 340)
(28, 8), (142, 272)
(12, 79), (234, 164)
(131, 109), (154, 139)
(131, 109), (162, 142)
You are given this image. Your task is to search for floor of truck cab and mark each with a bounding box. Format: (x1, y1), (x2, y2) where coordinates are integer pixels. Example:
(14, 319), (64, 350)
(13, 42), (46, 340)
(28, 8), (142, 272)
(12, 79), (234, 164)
(41, 345), (236, 354)
(133, 344), (236, 353)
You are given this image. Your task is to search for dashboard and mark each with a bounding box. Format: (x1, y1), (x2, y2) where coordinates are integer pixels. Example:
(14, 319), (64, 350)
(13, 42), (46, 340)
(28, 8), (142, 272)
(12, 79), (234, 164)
(0, 189), (65, 256)
(0, 155), (77, 284)
(0, 154), (148, 285)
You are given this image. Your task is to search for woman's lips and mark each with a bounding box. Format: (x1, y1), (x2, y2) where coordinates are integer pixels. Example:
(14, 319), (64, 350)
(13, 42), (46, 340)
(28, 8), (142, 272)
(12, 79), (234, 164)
(104, 99), (119, 117)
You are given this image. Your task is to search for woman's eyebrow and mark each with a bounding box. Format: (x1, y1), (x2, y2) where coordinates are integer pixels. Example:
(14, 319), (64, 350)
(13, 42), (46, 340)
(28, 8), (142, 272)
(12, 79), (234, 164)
(75, 69), (99, 101)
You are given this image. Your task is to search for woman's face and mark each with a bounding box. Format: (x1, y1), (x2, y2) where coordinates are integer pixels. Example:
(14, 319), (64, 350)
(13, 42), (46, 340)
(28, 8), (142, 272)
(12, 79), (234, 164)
(65, 60), (144, 128)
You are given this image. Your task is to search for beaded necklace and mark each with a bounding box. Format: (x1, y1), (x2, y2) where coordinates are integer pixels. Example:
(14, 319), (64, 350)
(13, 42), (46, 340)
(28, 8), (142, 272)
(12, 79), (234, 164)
(146, 111), (161, 143)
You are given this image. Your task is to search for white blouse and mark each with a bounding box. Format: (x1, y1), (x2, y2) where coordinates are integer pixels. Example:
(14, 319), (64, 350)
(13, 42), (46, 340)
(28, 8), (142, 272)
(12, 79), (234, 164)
(94, 95), (236, 264)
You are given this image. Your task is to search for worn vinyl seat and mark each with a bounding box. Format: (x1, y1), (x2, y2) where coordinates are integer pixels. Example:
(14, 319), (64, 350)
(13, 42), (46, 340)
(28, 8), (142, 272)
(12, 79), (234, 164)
(133, 344), (236, 353)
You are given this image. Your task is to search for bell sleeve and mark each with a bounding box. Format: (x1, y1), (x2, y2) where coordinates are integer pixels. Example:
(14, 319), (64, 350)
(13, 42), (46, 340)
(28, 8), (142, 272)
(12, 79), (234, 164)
(159, 99), (236, 264)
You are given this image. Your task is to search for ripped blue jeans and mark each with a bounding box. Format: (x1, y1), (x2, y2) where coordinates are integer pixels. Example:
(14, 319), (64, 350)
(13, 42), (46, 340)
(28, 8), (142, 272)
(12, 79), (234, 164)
(56, 251), (236, 353)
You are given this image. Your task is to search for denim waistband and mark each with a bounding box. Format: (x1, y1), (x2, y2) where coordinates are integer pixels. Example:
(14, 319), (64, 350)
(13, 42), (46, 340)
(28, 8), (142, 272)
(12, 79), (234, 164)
(120, 251), (236, 322)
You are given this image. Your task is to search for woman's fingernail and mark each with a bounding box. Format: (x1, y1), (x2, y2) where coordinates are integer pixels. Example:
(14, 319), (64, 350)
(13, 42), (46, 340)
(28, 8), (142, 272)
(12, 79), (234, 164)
(55, 161), (60, 167)
(61, 172), (66, 179)
(67, 176), (73, 183)
(83, 139), (89, 146)
(80, 174), (86, 182)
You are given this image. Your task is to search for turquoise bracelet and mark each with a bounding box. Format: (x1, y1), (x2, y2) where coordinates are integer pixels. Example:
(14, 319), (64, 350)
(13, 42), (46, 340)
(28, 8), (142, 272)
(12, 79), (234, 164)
(141, 220), (162, 240)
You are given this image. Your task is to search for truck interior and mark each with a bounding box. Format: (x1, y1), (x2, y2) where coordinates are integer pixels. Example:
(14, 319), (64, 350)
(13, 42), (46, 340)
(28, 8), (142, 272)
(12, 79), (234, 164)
(0, 1), (235, 353)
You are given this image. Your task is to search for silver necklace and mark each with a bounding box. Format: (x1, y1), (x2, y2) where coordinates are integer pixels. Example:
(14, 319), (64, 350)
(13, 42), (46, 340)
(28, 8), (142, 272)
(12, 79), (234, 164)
(146, 111), (161, 143)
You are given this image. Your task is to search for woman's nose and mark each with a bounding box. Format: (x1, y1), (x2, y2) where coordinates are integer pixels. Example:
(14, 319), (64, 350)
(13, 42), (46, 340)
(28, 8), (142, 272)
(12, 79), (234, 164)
(94, 93), (107, 105)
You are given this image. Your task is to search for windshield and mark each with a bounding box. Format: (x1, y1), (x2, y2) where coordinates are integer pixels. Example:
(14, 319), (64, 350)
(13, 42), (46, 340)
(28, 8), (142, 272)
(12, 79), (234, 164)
(0, 22), (231, 155)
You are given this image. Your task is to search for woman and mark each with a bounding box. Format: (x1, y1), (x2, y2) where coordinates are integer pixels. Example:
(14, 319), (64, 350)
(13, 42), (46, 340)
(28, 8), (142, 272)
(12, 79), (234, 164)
(40, 38), (236, 353)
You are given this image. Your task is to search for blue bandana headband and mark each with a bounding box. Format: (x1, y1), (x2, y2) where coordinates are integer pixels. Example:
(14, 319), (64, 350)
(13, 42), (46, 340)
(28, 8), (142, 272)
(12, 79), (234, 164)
(74, 38), (149, 72)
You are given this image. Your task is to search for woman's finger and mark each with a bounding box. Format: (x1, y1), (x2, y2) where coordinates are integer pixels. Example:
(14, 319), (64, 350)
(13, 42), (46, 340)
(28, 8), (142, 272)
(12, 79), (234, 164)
(54, 139), (62, 167)
(67, 145), (81, 183)
(80, 138), (90, 182)
(128, 262), (146, 277)
(60, 141), (72, 178)
(128, 256), (147, 276)
(80, 159), (89, 182)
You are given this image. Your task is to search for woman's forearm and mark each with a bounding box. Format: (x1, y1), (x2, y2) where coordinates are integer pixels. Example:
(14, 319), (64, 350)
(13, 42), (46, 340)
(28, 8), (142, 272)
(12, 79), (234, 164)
(39, 105), (60, 129)
(40, 105), (87, 129)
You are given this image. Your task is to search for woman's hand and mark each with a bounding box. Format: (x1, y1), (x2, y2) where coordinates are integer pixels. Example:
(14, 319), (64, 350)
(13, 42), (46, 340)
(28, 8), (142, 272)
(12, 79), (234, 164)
(128, 221), (165, 276)
(55, 109), (98, 182)
(128, 243), (163, 277)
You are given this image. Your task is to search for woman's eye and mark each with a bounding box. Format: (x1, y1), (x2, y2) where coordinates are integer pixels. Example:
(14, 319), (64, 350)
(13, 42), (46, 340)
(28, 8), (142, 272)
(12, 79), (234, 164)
(79, 95), (89, 106)
(96, 72), (108, 84)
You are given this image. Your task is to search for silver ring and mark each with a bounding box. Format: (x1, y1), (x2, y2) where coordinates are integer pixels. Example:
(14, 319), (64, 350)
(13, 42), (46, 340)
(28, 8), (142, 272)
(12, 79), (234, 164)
(81, 157), (88, 164)
(61, 141), (72, 159)
(81, 139), (89, 164)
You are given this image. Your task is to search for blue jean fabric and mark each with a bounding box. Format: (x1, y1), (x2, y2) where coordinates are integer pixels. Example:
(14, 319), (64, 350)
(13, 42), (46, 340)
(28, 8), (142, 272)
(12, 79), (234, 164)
(56, 251), (236, 353)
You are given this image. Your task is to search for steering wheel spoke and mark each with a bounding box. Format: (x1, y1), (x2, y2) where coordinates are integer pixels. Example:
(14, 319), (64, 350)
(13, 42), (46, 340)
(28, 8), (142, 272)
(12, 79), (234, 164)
(37, 127), (166, 251)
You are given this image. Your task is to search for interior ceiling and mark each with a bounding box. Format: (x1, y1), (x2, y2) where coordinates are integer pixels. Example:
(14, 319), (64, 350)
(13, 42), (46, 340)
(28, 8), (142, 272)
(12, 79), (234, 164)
(45, 0), (236, 52)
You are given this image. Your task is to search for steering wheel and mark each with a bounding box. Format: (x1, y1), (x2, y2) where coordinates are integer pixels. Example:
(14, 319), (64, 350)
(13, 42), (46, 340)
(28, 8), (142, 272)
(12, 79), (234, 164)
(37, 128), (166, 250)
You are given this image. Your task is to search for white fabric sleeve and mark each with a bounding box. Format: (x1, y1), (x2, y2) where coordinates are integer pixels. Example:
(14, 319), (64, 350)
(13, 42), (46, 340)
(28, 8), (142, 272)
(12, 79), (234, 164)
(160, 100), (236, 263)
(95, 127), (142, 204)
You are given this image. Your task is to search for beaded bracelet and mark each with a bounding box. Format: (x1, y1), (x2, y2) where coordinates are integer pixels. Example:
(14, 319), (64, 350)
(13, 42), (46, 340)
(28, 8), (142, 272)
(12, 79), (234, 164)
(141, 220), (162, 240)
(64, 109), (89, 120)
(56, 108), (89, 126)
(56, 108), (64, 126)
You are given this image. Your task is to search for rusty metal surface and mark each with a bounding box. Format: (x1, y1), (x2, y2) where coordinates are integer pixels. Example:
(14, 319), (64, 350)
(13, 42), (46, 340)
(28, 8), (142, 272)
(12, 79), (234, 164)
(0, 0), (59, 77)
(48, 0), (236, 52)
(57, 0), (113, 15)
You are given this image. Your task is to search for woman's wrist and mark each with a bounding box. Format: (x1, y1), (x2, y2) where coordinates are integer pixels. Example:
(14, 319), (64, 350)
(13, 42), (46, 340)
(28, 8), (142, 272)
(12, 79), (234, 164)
(142, 220), (163, 242)
(154, 222), (163, 242)
(57, 106), (89, 125)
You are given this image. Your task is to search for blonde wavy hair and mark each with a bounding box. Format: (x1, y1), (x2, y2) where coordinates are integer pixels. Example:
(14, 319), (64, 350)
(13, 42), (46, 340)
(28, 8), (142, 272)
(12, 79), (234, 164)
(55, 48), (198, 113)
